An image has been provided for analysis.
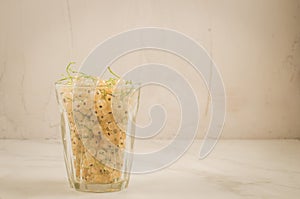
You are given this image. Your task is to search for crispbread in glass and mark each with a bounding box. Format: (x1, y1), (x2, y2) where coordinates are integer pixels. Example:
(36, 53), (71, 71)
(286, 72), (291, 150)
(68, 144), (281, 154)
(55, 81), (139, 193)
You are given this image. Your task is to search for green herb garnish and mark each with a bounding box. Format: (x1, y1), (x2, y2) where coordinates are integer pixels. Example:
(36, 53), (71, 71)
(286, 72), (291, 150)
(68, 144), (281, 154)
(108, 66), (120, 79)
(56, 62), (97, 85)
(56, 62), (131, 89)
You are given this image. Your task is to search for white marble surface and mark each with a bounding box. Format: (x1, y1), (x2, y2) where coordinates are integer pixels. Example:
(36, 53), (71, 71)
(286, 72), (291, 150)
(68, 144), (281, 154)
(0, 139), (299, 199)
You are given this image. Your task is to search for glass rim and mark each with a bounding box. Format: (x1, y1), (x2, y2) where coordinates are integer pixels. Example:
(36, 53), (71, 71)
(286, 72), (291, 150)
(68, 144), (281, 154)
(55, 81), (141, 88)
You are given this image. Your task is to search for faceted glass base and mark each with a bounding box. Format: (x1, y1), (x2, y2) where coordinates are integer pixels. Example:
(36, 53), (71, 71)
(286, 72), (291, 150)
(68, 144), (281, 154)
(73, 180), (129, 193)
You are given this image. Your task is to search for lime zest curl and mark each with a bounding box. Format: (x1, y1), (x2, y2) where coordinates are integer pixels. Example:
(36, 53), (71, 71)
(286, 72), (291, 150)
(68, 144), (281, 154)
(56, 62), (98, 85)
(56, 62), (131, 89)
(108, 66), (120, 79)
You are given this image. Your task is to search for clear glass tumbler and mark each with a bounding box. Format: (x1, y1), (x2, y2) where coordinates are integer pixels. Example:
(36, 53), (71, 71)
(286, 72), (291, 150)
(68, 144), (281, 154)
(55, 82), (140, 192)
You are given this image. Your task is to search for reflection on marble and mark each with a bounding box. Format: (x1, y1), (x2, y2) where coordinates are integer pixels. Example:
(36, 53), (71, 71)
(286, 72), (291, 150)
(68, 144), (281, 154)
(0, 139), (299, 199)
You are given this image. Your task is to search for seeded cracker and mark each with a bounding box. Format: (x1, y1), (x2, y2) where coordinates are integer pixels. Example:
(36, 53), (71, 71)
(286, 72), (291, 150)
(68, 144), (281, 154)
(56, 63), (131, 184)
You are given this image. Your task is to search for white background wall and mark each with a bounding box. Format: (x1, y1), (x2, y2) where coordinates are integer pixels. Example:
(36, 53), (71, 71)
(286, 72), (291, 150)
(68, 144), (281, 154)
(0, 0), (299, 139)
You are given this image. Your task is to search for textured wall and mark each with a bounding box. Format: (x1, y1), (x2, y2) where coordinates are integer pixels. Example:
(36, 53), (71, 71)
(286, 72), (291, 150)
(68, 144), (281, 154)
(0, 0), (299, 139)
